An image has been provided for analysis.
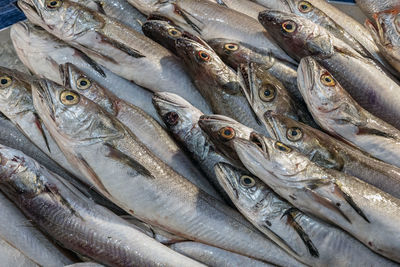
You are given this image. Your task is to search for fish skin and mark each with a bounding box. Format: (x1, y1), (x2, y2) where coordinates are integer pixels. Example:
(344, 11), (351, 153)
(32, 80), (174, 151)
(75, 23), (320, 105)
(0, 238), (39, 267)
(214, 162), (398, 267)
(232, 134), (400, 263)
(152, 92), (233, 204)
(150, 0), (297, 65)
(175, 37), (270, 137)
(0, 145), (204, 267)
(10, 21), (161, 124)
(170, 241), (274, 267)
(17, 0), (212, 114)
(62, 63), (221, 200)
(207, 38), (301, 101)
(298, 57), (400, 168)
(207, 0), (267, 20)
(355, 0), (399, 24)
(31, 79), (303, 267)
(264, 111), (400, 200)
(258, 10), (400, 130)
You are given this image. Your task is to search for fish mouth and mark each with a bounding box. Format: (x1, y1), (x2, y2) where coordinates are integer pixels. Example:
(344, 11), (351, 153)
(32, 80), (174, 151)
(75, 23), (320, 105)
(297, 57), (316, 97)
(199, 114), (238, 124)
(18, 0), (43, 23)
(152, 92), (189, 110)
(262, 111), (281, 140)
(32, 80), (56, 120)
(214, 163), (240, 199)
(249, 132), (270, 160)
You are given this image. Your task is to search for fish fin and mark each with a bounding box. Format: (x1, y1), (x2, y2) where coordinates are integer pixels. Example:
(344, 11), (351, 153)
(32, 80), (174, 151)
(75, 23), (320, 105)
(283, 208), (319, 258)
(95, 31), (145, 59)
(357, 126), (397, 139)
(75, 49), (106, 77)
(172, 4), (202, 34)
(33, 113), (51, 153)
(333, 183), (370, 223)
(104, 143), (154, 179)
(305, 184), (352, 223)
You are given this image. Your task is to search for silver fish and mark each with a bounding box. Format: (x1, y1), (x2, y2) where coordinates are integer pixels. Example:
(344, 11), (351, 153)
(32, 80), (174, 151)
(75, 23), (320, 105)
(18, 0), (212, 113)
(0, 145), (204, 267)
(207, 0), (267, 20)
(31, 79), (302, 266)
(298, 57), (400, 168)
(355, 0), (399, 24)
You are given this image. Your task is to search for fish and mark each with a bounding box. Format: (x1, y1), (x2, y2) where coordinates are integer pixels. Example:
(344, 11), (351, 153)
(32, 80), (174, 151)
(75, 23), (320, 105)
(264, 111), (400, 199)
(355, 0), (399, 24)
(207, 0), (267, 20)
(0, 145), (204, 267)
(150, 0), (297, 64)
(62, 63), (221, 200)
(258, 10), (400, 129)
(10, 21), (160, 123)
(298, 57), (400, 168)
(170, 241), (274, 267)
(31, 78), (303, 266)
(65, 263), (104, 267)
(207, 38), (300, 101)
(0, 238), (40, 267)
(18, 0), (212, 114)
(175, 37), (270, 137)
(152, 91), (233, 204)
(214, 162), (398, 266)
(231, 133), (400, 263)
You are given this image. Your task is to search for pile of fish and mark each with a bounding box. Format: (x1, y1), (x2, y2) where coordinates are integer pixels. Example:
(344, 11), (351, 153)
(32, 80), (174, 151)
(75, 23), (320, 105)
(0, 0), (399, 266)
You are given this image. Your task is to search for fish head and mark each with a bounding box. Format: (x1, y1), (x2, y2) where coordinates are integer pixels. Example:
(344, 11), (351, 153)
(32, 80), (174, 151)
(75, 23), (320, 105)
(152, 92), (202, 137)
(372, 8), (400, 60)
(142, 20), (185, 54)
(176, 37), (241, 95)
(0, 67), (36, 117)
(258, 10), (334, 60)
(297, 57), (342, 113)
(60, 63), (115, 115)
(32, 79), (123, 145)
(285, 0), (336, 27)
(18, 0), (104, 41)
(128, 0), (161, 15)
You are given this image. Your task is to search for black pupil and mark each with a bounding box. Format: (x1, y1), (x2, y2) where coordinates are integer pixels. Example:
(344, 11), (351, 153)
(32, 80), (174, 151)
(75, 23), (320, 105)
(80, 80), (87, 86)
(278, 145), (286, 151)
(50, 1), (57, 6)
(66, 95), (74, 101)
(291, 130), (298, 136)
(264, 89), (271, 97)
(243, 178), (252, 185)
(286, 24), (293, 30)
(166, 112), (179, 124)
(325, 77), (331, 82)
(171, 30), (177, 35)
(201, 52), (208, 58)
(229, 45), (235, 49)
(0, 79), (7, 85)
(224, 129), (231, 136)
(301, 4), (308, 10)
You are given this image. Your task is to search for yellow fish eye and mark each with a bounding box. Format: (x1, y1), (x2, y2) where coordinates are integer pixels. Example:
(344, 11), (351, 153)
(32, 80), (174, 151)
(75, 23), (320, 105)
(60, 90), (80, 106)
(240, 175), (256, 187)
(219, 126), (235, 141)
(320, 73), (336, 87)
(46, 0), (62, 9)
(259, 84), (276, 102)
(0, 76), (12, 89)
(197, 50), (211, 62)
(298, 1), (313, 13)
(168, 28), (182, 37)
(275, 141), (292, 153)
(286, 127), (303, 142)
(76, 77), (91, 90)
(282, 20), (297, 33)
(224, 43), (239, 52)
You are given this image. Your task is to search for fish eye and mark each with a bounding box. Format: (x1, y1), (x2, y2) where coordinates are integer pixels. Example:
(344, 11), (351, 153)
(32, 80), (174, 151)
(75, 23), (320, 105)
(240, 175), (256, 187)
(286, 127), (303, 142)
(274, 141), (292, 153)
(259, 84), (276, 102)
(219, 126), (235, 141)
(76, 77), (91, 90)
(197, 51), (211, 62)
(282, 20), (297, 33)
(168, 28), (182, 37)
(46, 0), (62, 9)
(0, 76), (12, 89)
(163, 111), (179, 126)
(320, 73), (336, 87)
(60, 90), (80, 106)
(298, 1), (313, 13)
(224, 43), (239, 52)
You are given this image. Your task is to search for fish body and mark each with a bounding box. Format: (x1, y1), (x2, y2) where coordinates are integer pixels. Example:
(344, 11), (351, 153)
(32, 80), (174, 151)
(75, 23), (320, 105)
(207, 0), (267, 20)
(31, 79), (303, 266)
(298, 57), (400, 168)
(62, 63), (221, 200)
(0, 145), (204, 267)
(356, 0), (399, 23)
(18, 0), (212, 113)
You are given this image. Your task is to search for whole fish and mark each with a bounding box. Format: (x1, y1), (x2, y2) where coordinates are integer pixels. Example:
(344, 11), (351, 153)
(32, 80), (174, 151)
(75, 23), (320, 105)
(18, 0), (212, 114)
(62, 63), (221, 200)
(147, 0), (296, 64)
(258, 10), (400, 129)
(207, 0), (267, 20)
(264, 112), (400, 199)
(170, 241), (274, 267)
(298, 57), (400, 168)
(0, 192), (73, 266)
(0, 145), (204, 267)
(31, 78), (303, 266)
(355, 0), (399, 24)
(214, 162), (397, 266)
(175, 37), (270, 137)
(232, 133), (400, 262)
(207, 38), (300, 101)
(10, 21), (160, 123)
(152, 92), (233, 204)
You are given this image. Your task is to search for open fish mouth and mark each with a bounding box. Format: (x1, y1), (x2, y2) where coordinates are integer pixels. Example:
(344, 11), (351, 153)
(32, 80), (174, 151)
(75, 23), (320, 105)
(152, 93), (188, 109)
(249, 132), (270, 160)
(18, 0), (43, 22)
(32, 80), (56, 121)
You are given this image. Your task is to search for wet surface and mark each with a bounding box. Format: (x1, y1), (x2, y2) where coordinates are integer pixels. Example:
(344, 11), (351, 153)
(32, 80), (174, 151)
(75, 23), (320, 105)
(0, 27), (29, 73)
